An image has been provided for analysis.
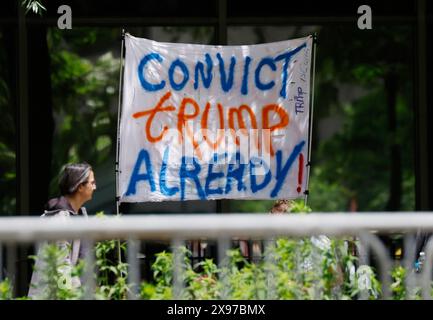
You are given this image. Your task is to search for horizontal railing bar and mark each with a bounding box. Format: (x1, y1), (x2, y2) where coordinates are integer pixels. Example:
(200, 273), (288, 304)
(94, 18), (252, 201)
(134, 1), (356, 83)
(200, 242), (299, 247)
(0, 213), (432, 241)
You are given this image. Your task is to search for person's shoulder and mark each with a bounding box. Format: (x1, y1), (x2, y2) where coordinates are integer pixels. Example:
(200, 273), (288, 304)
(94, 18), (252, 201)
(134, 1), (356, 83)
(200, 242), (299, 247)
(43, 196), (75, 217)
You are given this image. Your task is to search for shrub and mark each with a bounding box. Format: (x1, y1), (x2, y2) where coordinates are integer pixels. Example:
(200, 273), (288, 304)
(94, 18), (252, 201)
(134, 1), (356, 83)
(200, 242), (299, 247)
(5, 205), (428, 300)
(138, 237), (382, 300)
(0, 278), (12, 300)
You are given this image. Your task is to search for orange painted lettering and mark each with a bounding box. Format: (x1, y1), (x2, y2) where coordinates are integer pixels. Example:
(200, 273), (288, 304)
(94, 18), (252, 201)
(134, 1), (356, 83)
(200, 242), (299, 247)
(132, 91), (175, 143)
(262, 103), (289, 156)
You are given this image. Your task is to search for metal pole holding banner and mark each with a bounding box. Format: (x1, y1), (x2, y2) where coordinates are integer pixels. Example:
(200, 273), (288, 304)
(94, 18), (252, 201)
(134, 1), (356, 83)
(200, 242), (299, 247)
(115, 28), (127, 264)
(304, 33), (318, 207)
(116, 28), (126, 217)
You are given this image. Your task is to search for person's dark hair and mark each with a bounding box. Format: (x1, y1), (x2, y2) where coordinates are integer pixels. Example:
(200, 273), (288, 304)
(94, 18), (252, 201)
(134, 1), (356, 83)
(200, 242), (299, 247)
(58, 162), (92, 195)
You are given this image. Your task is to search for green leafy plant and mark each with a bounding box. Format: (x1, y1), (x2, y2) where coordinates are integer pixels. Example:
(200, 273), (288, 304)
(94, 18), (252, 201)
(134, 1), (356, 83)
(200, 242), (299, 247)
(21, 0), (46, 15)
(93, 212), (129, 300)
(95, 239), (129, 300)
(391, 265), (406, 299)
(29, 243), (83, 300)
(140, 251), (173, 300)
(28, 237), (129, 300)
(13, 207), (429, 300)
(0, 278), (13, 300)
(136, 202), (385, 300)
(390, 265), (424, 300)
(137, 238), (383, 300)
(187, 258), (221, 299)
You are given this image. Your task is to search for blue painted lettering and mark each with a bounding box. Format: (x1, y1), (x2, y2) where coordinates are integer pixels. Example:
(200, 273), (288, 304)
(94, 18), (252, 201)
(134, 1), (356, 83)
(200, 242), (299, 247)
(255, 57), (276, 91)
(216, 53), (236, 92)
(125, 149), (156, 196)
(275, 43), (307, 98)
(225, 153), (246, 193)
(194, 53), (213, 90)
(168, 58), (189, 91)
(241, 56), (252, 95)
(159, 147), (179, 196)
(270, 140), (305, 197)
(250, 157), (272, 193)
(180, 156), (206, 200)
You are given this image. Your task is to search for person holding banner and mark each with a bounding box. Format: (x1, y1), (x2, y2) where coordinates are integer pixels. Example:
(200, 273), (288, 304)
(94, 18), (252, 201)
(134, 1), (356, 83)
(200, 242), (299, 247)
(28, 163), (96, 299)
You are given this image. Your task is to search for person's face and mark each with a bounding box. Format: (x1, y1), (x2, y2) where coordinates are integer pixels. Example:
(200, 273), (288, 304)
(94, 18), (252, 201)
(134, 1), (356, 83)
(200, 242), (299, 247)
(80, 170), (96, 202)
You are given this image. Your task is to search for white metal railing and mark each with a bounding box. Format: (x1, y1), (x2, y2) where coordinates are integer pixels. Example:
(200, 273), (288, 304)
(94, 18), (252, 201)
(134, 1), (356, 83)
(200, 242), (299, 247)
(1, 212), (433, 300)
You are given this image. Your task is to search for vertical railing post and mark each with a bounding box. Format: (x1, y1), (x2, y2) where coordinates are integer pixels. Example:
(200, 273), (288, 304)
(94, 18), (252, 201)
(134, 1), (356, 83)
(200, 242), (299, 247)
(359, 233), (393, 300)
(127, 238), (140, 300)
(82, 239), (95, 300)
(172, 238), (185, 299)
(421, 238), (433, 300)
(217, 238), (231, 299)
(403, 234), (417, 299)
(264, 238), (277, 300)
(357, 236), (370, 300)
(6, 243), (17, 297)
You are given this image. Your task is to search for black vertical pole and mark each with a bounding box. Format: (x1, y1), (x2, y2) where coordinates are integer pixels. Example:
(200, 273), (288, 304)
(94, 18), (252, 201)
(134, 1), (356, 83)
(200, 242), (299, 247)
(415, 0), (429, 212)
(115, 29), (126, 266)
(304, 33), (317, 207)
(15, 2), (29, 298)
(116, 28), (126, 218)
(414, 0), (432, 256)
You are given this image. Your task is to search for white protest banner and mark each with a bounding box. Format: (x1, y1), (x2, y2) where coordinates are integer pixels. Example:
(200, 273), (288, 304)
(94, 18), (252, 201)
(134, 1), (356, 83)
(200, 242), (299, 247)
(118, 34), (313, 202)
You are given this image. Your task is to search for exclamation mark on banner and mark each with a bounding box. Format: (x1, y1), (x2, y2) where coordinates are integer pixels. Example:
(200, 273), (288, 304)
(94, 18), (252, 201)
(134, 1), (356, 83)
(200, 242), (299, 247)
(297, 153), (304, 193)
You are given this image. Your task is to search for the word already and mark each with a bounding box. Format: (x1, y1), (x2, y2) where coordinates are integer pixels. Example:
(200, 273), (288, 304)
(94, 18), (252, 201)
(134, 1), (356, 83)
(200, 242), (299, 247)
(132, 91), (290, 158)
(137, 43), (306, 98)
(125, 140), (306, 201)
